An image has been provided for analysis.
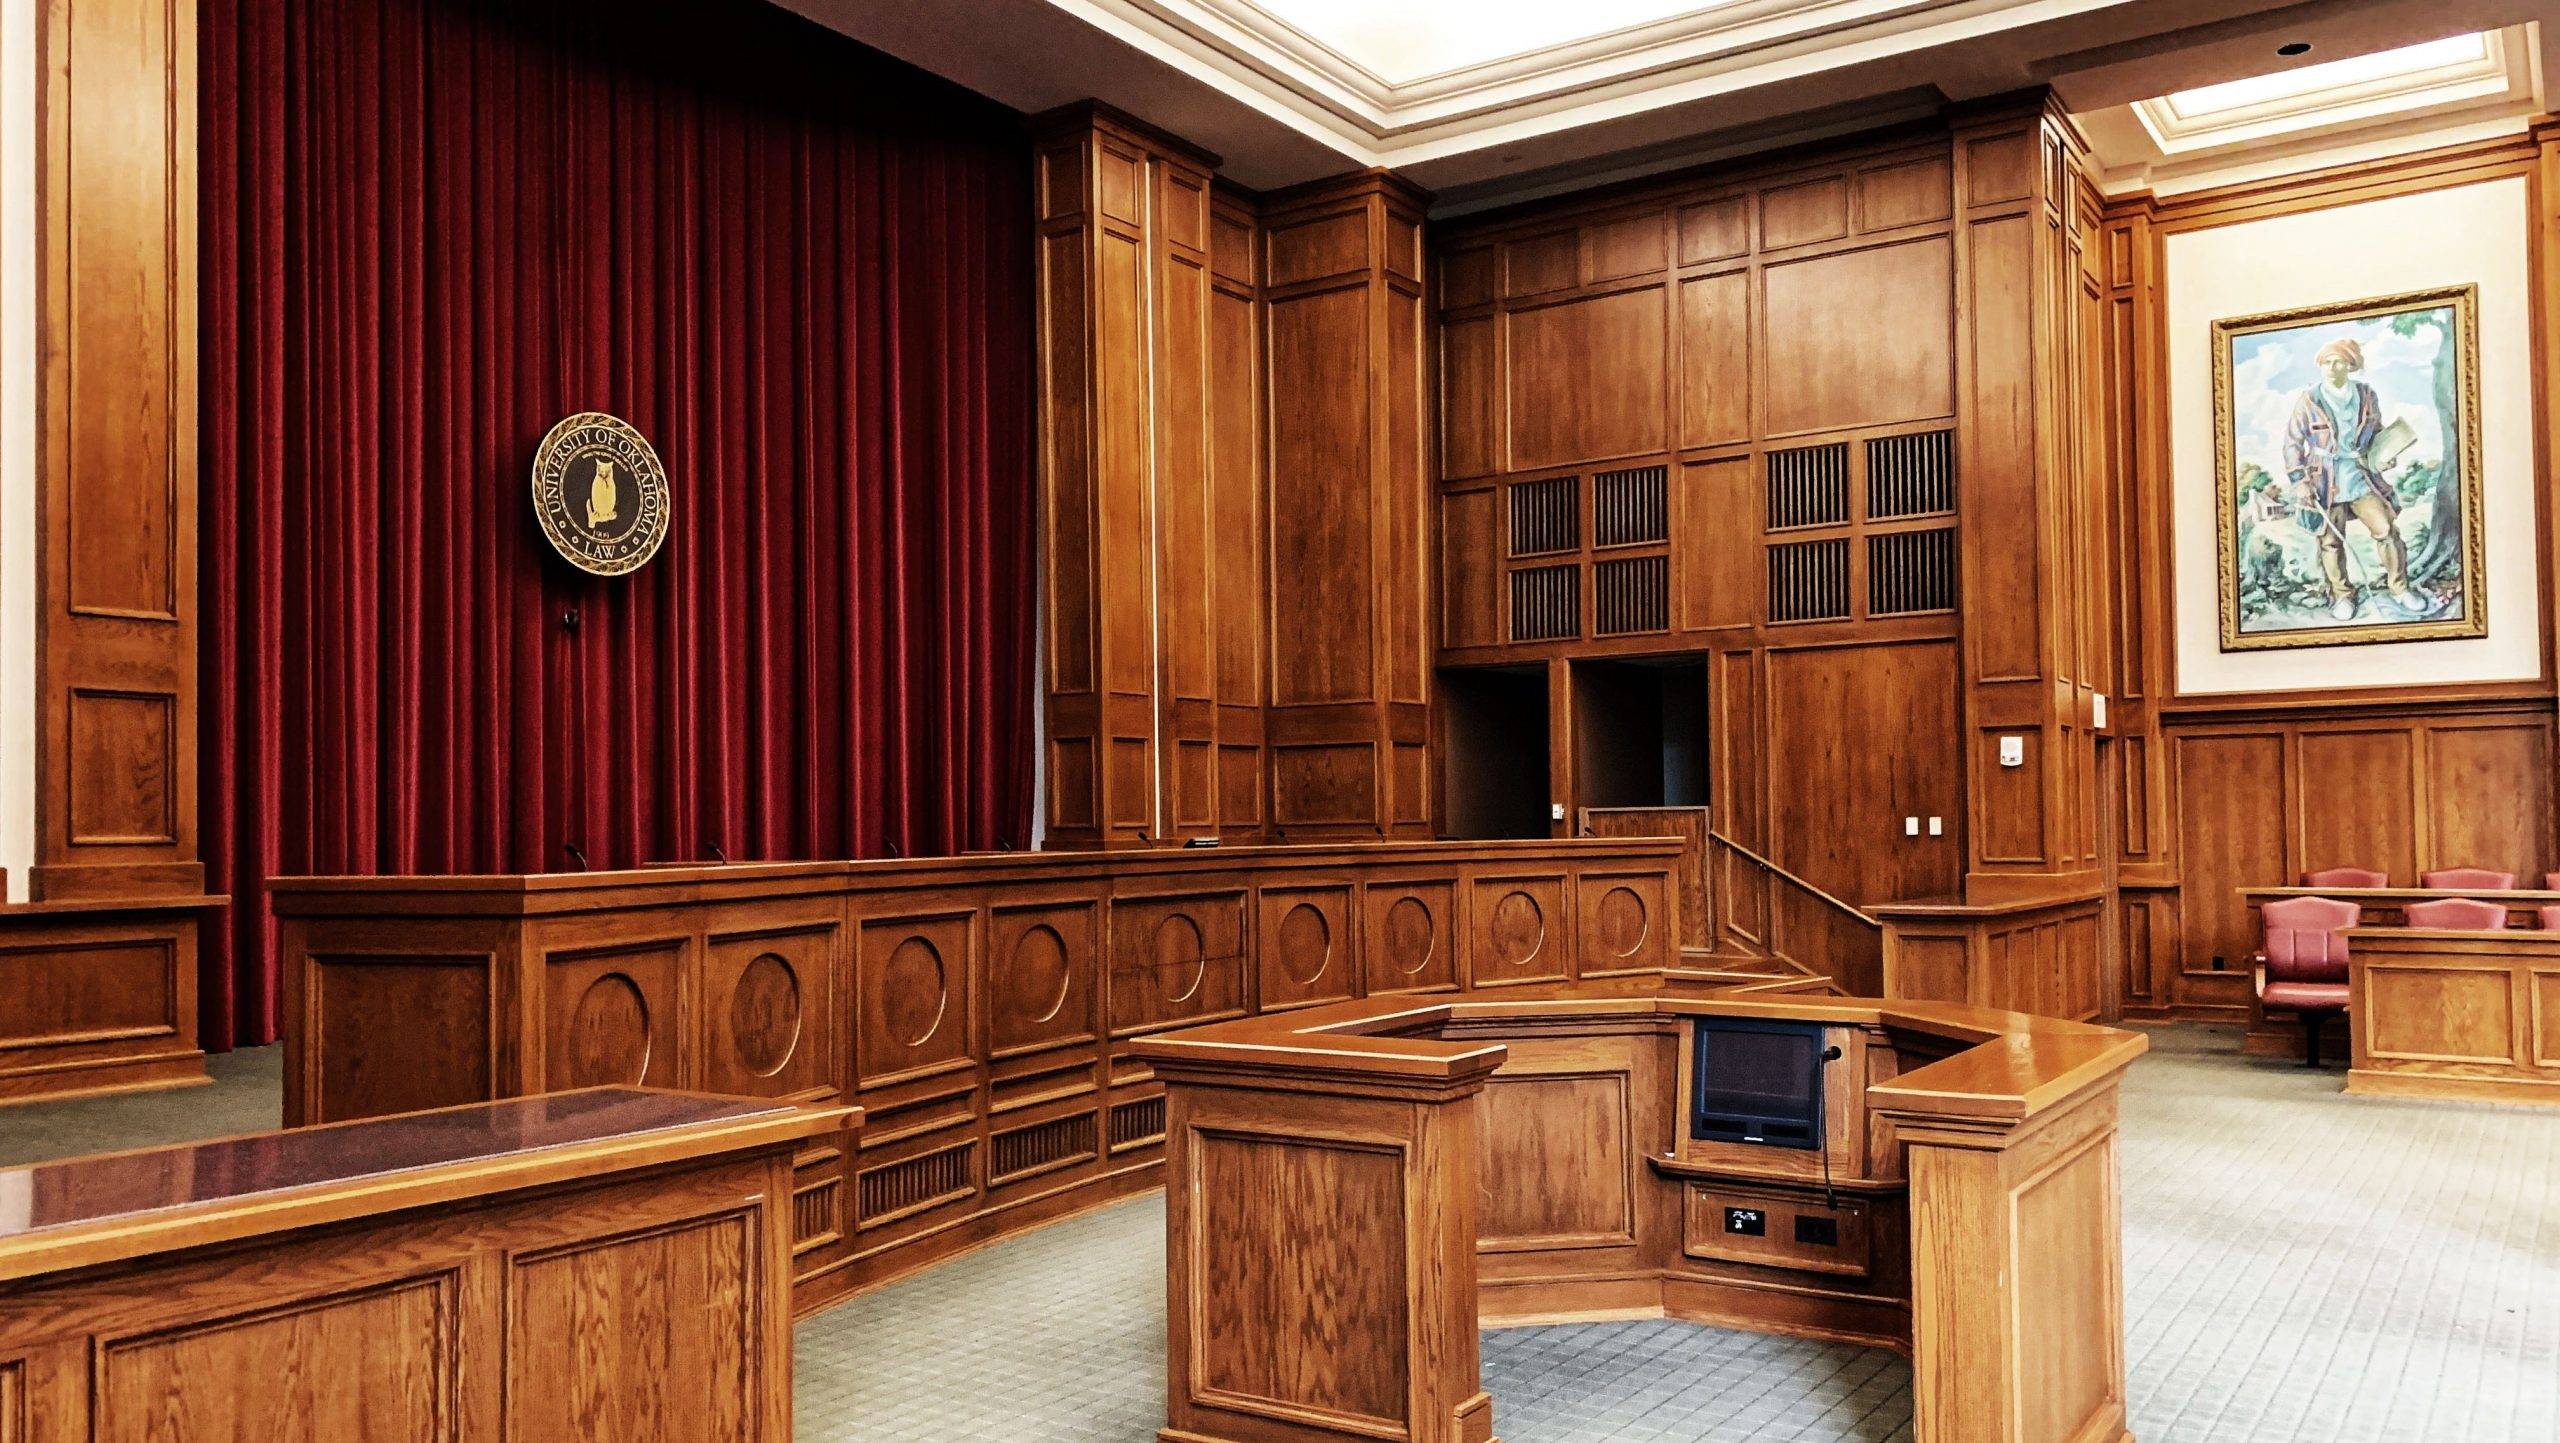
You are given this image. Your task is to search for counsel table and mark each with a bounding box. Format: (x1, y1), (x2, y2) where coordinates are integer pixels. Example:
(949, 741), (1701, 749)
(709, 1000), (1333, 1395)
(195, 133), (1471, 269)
(1139, 976), (2146, 1443)
(0, 1088), (850, 1439)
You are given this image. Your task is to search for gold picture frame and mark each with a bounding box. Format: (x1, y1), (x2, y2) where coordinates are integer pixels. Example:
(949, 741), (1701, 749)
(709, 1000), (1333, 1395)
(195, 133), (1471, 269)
(2212, 283), (2486, 651)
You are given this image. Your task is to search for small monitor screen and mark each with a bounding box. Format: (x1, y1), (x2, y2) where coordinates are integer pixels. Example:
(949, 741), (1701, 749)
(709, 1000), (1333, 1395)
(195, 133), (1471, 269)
(1690, 1018), (1825, 1150)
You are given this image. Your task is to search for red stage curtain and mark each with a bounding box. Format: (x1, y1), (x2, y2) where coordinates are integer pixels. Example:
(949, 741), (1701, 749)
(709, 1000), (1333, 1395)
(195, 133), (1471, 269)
(198, 0), (1037, 1050)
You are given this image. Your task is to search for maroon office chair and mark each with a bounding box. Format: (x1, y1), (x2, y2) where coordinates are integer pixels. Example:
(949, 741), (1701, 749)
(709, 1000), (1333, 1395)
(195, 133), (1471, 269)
(2543, 872), (2560, 892)
(2255, 895), (2360, 1068)
(2420, 867), (2516, 890)
(2537, 905), (2560, 931)
(2404, 896), (2508, 930)
(2301, 867), (2388, 888)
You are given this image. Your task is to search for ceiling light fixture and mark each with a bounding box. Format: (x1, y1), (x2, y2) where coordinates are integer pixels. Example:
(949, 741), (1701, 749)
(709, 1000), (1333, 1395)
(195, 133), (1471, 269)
(2276, 42), (2311, 57)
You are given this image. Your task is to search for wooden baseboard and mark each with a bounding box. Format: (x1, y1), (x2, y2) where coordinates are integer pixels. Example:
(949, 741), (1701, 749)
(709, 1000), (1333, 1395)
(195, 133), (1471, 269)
(2344, 1069), (2560, 1107)
(0, 1048), (208, 1107)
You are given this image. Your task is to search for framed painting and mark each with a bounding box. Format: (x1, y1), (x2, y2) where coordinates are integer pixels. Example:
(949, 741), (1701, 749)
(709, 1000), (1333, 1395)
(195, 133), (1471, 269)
(2212, 283), (2486, 651)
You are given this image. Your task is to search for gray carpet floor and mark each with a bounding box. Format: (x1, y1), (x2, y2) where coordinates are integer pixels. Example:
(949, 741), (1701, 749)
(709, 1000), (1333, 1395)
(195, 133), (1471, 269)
(6, 1028), (2555, 1441)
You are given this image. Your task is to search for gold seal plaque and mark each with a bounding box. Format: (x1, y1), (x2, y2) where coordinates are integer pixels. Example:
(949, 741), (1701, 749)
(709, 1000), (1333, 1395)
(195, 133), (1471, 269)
(531, 411), (671, 576)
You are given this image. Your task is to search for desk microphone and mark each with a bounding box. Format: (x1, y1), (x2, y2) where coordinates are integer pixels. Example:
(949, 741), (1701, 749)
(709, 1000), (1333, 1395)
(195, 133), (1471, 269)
(1814, 1045), (1844, 1211)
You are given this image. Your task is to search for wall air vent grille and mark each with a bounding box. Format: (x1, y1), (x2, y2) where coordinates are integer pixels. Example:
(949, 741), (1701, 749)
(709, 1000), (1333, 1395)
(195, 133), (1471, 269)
(1509, 564), (1580, 642)
(1592, 465), (1668, 547)
(1766, 537), (1851, 623)
(1508, 476), (1578, 556)
(1869, 528), (1956, 616)
(791, 1175), (843, 1256)
(1764, 443), (1850, 531)
(1594, 556), (1669, 636)
(1109, 1096), (1167, 1151)
(856, 1143), (974, 1228)
(1867, 430), (1955, 519)
(989, 1112), (1098, 1185)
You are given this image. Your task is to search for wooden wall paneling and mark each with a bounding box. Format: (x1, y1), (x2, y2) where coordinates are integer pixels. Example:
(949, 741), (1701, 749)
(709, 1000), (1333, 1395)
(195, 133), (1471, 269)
(1263, 172), (1436, 839)
(2292, 726), (2418, 883)
(1255, 883), (1358, 1011)
(2169, 728), (2288, 1015)
(1949, 97), (2106, 905)
(539, 931), (689, 1093)
(2418, 716), (2554, 879)
(36, 0), (201, 902)
(1209, 187), (1269, 838)
(1107, 885), (1249, 1037)
(1034, 106), (1244, 847)
(1572, 867), (1673, 977)
(1764, 640), (1963, 907)
(1465, 871), (1573, 987)
(1155, 156), (1220, 839)
(1360, 876), (1461, 995)
(1505, 286), (1667, 470)
(1759, 237), (1952, 439)
(281, 916), (511, 1126)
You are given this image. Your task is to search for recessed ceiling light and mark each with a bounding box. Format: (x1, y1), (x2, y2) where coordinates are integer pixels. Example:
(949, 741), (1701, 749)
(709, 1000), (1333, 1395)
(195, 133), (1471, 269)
(2131, 29), (2518, 156)
(2276, 42), (2312, 57)
(2164, 32), (2489, 120)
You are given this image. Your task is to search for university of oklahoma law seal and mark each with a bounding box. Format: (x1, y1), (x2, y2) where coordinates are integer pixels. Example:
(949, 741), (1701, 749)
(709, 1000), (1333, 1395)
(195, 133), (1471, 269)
(531, 412), (670, 576)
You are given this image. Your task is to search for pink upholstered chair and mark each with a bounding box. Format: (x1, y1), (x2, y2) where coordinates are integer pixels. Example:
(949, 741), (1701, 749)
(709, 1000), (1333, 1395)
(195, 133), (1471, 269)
(2537, 905), (2560, 930)
(2255, 895), (2361, 1068)
(2543, 872), (2560, 892)
(2420, 867), (2516, 890)
(2404, 897), (2509, 930)
(2301, 866), (2388, 888)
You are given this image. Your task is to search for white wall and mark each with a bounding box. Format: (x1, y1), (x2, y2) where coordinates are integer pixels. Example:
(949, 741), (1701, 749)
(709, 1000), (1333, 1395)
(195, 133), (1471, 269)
(0, 0), (36, 902)
(2165, 176), (2540, 697)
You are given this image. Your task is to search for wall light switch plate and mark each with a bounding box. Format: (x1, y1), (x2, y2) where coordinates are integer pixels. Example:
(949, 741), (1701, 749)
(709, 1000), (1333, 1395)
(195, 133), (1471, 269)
(1550, 802), (1566, 822)
(1999, 735), (2025, 767)
(1903, 816), (1918, 836)
(1928, 816), (1944, 837)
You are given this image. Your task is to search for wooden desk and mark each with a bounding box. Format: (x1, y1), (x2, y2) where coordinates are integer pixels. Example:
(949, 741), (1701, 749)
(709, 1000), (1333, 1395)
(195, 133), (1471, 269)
(2346, 927), (2560, 1106)
(1138, 978), (2145, 1443)
(0, 1088), (849, 1439)
(2237, 887), (2560, 1057)
(268, 838), (1686, 1312)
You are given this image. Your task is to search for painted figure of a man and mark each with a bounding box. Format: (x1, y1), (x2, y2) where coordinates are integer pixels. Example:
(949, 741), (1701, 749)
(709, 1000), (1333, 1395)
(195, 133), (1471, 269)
(2282, 338), (2432, 621)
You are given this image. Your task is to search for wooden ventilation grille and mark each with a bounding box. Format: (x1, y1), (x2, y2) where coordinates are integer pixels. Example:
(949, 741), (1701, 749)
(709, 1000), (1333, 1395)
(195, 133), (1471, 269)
(1765, 443), (1851, 531)
(1508, 476), (1578, 556)
(989, 1113), (1099, 1186)
(1594, 556), (1669, 636)
(1767, 537), (1851, 623)
(1867, 430), (1954, 519)
(1592, 466), (1668, 548)
(856, 1143), (973, 1228)
(791, 1175), (843, 1257)
(1509, 564), (1579, 642)
(1109, 1096), (1166, 1152)
(1869, 529), (1956, 616)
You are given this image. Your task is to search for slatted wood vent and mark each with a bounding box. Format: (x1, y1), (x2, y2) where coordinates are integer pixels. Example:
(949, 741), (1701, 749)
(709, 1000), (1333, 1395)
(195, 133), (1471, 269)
(1765, 442), (1850, 530)
(857, 1143), (973, 1227)
(1508, 475), (1577, 555)
(989, 1112), (1098, 1186)
(1595, 556), (1669, 635)
(1767, 538), (1851, 623)
(1593, 465), (1668, 547)
(1869, 528), (1955, 616)
(1510, 564), (1580, 642)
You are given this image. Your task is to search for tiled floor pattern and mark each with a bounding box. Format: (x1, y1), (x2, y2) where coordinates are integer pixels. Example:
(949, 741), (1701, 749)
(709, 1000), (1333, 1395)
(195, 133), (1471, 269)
(8, 1028), (2555, 1440)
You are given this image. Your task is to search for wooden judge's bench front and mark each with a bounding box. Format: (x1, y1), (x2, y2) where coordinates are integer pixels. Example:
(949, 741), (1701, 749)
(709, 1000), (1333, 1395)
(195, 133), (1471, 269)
(1139, 979), (2144, 1443)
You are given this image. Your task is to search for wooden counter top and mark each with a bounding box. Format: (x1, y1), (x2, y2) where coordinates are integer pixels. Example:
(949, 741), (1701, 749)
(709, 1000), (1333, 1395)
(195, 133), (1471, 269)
(1131, 974), (2145, 1125)
(0, 1088), (853, 1283)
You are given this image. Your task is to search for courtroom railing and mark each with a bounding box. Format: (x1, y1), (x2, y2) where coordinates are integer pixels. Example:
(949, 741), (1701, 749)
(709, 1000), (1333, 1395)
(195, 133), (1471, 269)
(1703, 829), (1885, 994)
(268, 836), (1686, 1317)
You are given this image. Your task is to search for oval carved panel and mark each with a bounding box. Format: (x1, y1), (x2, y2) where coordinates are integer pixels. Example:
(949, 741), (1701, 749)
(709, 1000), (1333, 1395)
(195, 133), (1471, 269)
(1597, 887), (1651, 958)
(1489, 891), (1546, 968)
(1381, 896), (1437, 975)
(879, 937), (950, 1049)
(1011, 924), (1073, 1025)
(1275, 903), (1332, 986)
(1154, 914), (1206, 1004)
(729, 952), (802, 1077)
(567, 972), (651, 1086)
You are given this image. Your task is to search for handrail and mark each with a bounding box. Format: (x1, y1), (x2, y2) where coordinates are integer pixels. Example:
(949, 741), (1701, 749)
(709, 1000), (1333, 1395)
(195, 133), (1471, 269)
(1706, 831), (1882, 930)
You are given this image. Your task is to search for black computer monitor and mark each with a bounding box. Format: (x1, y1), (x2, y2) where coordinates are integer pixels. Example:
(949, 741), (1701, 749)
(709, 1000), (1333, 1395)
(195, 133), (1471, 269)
(1689, 1017), (1827, 1150)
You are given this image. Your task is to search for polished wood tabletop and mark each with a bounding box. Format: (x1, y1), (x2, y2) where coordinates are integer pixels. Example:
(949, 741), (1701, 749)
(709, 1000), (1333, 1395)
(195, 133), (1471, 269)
(0, 1088), (850, 1282)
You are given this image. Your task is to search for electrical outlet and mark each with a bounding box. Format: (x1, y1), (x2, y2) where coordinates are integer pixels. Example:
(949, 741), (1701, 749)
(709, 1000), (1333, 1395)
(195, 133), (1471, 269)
(1903, 816), (1918, 837)
(1550, 802), (1566, 822)
(1999, 735), (2025, 767)
(1928, 816), (1943, 837)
